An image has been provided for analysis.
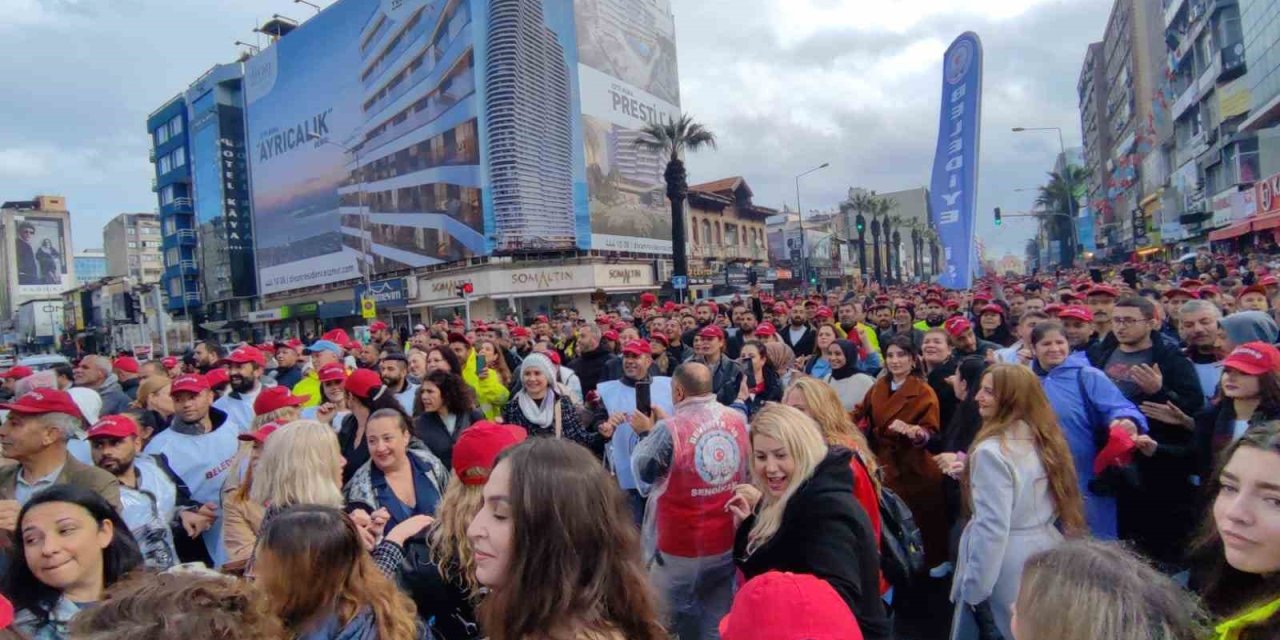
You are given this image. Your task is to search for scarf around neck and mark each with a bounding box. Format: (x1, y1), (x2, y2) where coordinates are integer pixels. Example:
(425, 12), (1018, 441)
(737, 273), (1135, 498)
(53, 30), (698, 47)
(517, 389), (557, 427)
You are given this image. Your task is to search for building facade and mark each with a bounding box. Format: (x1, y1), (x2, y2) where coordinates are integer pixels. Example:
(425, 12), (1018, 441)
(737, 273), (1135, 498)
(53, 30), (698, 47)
(1240, 0), (1280, 177)
(73, 249), (107, 286)
(103, 213), (163, 283)
(1079, 41), (1112, 235)
(0, 196), (75, 322)
(147, 96), (202, 317)
(686, 177), (774, 290)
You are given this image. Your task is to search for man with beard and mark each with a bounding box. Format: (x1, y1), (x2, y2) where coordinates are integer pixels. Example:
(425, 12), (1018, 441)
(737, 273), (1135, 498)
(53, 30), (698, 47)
(567, 324), (612, 396)
(681, 301), (717, 348)
(270, 339), (305, 389)
(869, 302), (893, 342)
(355, 341), (381, 370)
(1177, 299), (1225, 401)
(780, 304), (816, 357)
(367, 321), (393, 351)
(594, 339), (675, 522)
(211, 346), (269, 431)
(838, 301), (880, 355)
(943, 316), (999, 358)
(193, 341), (224, 374)
(145, 373), (239, 566)
(88, 414), (179, 569)
(74, 355), (132, 416)
(914, 296), (948, 330)
(379, 351), (417, 414)
(726, 303), (760, 359)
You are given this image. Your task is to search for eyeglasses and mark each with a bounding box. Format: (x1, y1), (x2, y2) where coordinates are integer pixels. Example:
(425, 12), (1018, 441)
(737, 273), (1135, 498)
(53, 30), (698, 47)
(1111, 317), (1148, 326)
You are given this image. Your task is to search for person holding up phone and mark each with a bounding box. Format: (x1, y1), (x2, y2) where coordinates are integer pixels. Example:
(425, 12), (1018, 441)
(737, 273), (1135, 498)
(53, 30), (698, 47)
(735, 341), (783, 418)
(595, 340), (675, 524)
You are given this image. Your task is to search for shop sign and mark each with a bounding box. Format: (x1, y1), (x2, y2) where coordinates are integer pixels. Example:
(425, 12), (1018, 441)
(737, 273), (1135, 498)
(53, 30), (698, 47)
(1256, 171), (1280, 217)
(285, 302), (318, 318)
(248, 308), (286, 323)
(1212, 189), (1237, 228)
(506, 267), (580, 291)
(723, 265), (751, 286)
(593, 264), (654, 288)
(354, 277), (409, 310)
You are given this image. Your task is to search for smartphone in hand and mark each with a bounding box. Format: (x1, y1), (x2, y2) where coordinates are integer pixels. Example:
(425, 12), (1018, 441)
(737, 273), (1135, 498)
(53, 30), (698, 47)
(635, 380), (651, 416)
(744, 358), (757, 390)
(475, 354), (486, 373)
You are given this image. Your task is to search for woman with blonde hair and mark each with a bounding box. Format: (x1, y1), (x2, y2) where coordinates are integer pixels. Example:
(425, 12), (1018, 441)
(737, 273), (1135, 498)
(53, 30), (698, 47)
(783, 376), (881, 541)
(950, 363), (1086, 640)
(727, 404), (891, 640)
(255, 504), (427, 639)
(1012, 539), (1208, 640)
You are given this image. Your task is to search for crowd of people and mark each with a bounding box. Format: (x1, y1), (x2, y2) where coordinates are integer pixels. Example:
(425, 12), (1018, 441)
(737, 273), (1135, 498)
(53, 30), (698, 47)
(0, 246), (1278, 639)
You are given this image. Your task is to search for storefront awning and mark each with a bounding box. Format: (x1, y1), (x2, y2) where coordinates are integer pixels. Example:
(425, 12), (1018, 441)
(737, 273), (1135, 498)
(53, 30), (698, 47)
(1252, 212), (1280, 232)
(1208, 219), (1253, 241)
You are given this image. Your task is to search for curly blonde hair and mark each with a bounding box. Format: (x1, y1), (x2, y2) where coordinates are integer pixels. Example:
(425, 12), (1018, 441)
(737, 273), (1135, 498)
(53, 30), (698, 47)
(428, 478), (485, 598)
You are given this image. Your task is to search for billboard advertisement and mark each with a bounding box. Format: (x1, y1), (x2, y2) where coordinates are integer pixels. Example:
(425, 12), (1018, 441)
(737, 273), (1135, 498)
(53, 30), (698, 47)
(575, 0), (681, 254)
(244, 0), (678, 296)
(14, 216), (70, 295)
(927, 32), (983, 290)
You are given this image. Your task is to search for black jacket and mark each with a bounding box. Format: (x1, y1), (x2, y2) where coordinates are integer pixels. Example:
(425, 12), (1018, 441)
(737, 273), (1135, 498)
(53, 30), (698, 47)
(734, 448), (892, 640)
(412, 408), (485, 472)
(703, 354), (743, 407)
(742, 365), (783, 416)
(780, 324), (817, 357)
(1086, 330), (1205, 565)
(567, 347), (613, 396)
(120, 376), (140, 401)
(272, 365), (303, 390)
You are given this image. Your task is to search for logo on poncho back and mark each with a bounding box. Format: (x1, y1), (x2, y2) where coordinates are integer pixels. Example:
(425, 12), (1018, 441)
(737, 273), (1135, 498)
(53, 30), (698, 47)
(693, 429), (740, 486)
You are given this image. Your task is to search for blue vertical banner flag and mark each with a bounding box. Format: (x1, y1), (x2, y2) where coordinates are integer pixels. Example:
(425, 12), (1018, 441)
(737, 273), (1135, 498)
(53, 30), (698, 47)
(928, 32), (984, 290)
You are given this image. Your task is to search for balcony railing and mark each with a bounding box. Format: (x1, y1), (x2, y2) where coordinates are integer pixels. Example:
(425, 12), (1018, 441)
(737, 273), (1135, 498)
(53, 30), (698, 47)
(690, 243), (771, 261)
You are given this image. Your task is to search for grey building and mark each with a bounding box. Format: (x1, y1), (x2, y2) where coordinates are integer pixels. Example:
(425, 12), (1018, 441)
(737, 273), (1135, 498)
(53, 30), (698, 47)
(1240, 0), (1280, 177)
(103, 212), (163, 283)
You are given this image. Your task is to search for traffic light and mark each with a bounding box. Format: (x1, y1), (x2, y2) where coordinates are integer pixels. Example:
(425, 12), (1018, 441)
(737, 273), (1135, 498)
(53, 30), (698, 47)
(808, 268), (819, 285)
(856, 217), (865, 233)
(455, 282), (474, 298)
(994, 207), (1002, 226)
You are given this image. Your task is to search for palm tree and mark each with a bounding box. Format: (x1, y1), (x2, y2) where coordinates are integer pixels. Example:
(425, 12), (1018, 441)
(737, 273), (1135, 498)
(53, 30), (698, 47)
(635, 114), (717, 299)
(1035, 166), (1088, 267)
(846, 191), (879, 282)
(870, 197), (897, 284)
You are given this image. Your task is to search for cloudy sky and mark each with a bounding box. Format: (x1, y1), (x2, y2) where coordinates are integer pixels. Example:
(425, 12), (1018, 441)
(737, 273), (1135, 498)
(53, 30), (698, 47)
(0, 0), (1111, 260)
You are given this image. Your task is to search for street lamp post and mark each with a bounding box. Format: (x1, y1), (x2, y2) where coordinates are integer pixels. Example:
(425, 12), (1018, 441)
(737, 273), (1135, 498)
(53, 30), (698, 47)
(794, 162), (829, 291)
(1013, 126), (1077, 266)
(308, 132), (372, 288)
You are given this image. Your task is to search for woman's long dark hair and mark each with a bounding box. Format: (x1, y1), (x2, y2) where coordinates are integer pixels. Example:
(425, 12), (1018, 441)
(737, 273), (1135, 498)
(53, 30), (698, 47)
(1221, 370), (1280, 418)
(1191, 422), (1280, 634)
(4, 485), (142, 623)
(413, 370), (475, 416)
(478, 439), (665, 640)
(427, 345), (463, 375)
(349, 385), (413, 425)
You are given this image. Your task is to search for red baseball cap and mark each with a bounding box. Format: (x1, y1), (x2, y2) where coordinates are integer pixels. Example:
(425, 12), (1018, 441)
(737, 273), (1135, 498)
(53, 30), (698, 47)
(755, 322), (777, 338)
(1162, 288), (1195, 300)
(595, 316), (612, 325)
(238, 421), (284, 445)
(221, 346), (266, 367)
(1087, 285), (1119, 299)
(112, 356), (139, 374)
(86, 415), (139, 440)
(979, 304), (1004, 316)
(944, 316), (972, 338)
(772, 302), (789, 314)
(698, 325), (726, 340)
(0, 366), (33, 380)
(1179, 279), (1204, 289)
(813, 307), (833, 319)
(511, 327), (531, 338)
(257, 343), (277, 354)
(344, 368), (383, 400)
(972, 292), (992, 303)
(640, 292), (657, 305)
(278, 338), (304, 352)
(1198, 286), (1221, 299)
(253, 386), (307, 415)
(205, 368), (230, 388)
(452, 421), (528, 485)
(1239, 284), (1268, 299)
(1057, 305), (1094, 323)
(603, 330), (620, 342)
(447, 332), (471, 345)
(1260, 275), (1279, 286)
(161, 356), (178, 369)
(547, 350), (562, 365)
(317, 362), (347, 383)
(171, 373), (211, 395)
(344, 340), (363, 351)
(945, 300), (960, 310)
(0, 389), (83, 420)
(1223, 342), (1280, 375)
(534, 314), (549, 323)
(622, 339), (652, 356)
(650, 333), (670, 346)
(718, 571), (862, 640)
(322, 328), (352, 344)
(369, 321), (388, 332)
